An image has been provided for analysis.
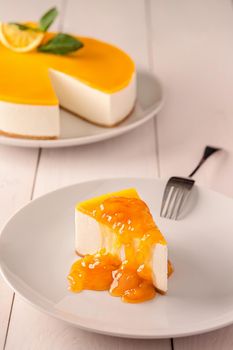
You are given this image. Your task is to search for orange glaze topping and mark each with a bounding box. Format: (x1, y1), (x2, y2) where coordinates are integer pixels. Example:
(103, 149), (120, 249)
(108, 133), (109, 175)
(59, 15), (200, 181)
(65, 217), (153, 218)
(68, 196), (170, 303)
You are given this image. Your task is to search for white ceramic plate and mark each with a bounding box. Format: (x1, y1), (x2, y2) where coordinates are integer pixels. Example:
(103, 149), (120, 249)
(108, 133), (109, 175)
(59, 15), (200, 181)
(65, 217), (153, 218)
(0, 70), (163, 148)
(1, 178), (233, 339)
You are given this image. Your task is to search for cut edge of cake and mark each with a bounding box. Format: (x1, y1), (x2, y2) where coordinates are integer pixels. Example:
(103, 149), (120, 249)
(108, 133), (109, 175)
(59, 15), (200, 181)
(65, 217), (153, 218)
(49, 69), (136, 127)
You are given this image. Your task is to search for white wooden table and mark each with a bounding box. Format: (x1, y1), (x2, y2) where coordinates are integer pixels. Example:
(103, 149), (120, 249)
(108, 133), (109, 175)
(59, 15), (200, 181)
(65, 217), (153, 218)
(1, 0), (233, 349)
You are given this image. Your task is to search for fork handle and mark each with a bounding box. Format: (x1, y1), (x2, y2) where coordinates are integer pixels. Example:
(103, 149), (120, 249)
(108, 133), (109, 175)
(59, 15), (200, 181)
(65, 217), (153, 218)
(188, 146), (221, 178)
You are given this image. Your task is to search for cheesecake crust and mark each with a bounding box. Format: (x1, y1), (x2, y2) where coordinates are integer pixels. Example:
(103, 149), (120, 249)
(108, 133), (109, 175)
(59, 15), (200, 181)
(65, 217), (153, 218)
(155, 287), (166, 295)
(0, 129), (58, 140)
(75, 249), (85, 257)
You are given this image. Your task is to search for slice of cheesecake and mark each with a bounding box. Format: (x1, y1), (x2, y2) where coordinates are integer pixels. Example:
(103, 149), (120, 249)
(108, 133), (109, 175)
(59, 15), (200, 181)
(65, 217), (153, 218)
(0, 34), (136, 139)
(72, 188), (168, 299)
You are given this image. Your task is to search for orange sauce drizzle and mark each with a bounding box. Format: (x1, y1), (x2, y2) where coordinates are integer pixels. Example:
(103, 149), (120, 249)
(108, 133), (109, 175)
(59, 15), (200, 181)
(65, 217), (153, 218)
(68, 197), (172, 303)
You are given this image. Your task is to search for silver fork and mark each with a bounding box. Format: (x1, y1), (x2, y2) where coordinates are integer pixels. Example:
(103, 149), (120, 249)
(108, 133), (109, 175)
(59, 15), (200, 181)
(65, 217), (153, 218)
(160, 146), (220, 220)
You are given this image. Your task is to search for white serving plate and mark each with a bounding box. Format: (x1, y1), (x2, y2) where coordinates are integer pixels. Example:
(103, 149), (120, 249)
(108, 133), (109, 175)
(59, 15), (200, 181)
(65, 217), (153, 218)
(0, 70), (163, 148)
(1, 178), (233, 338)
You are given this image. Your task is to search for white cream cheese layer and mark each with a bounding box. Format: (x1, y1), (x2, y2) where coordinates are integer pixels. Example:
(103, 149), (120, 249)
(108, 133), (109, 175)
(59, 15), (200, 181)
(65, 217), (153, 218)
(0, 102), (59, 137)
(75, 209), (168, 293)
(49, 70), (136, 126)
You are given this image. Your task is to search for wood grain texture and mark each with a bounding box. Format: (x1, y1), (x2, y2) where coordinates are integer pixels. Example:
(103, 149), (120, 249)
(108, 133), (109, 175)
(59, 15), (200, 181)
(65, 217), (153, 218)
(174, 325), (233, 350)
(4, 0), (170, 349)
(0, 146), (38, 349)
(0, 280), (12, 350)
(150, 0), (233, 197)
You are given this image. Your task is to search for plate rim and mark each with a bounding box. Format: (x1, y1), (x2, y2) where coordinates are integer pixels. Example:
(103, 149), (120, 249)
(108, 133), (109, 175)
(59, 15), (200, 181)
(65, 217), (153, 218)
(0, 74), (164, 149)
(1, 177), (233, 339)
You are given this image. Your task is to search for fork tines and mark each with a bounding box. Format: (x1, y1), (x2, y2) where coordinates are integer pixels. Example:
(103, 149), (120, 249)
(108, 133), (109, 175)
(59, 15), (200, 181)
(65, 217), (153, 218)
(160, 177), (195, 220)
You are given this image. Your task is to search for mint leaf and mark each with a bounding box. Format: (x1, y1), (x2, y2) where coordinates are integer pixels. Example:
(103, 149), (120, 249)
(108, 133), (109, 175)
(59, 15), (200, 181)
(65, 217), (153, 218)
(39, 7), (58, 32)
(10, 23), (39, 31)
(38, 33), (84, 55)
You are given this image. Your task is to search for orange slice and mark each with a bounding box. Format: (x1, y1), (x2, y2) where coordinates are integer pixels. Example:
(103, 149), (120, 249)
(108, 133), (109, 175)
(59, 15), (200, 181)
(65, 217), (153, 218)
(0, 23), (44, 53)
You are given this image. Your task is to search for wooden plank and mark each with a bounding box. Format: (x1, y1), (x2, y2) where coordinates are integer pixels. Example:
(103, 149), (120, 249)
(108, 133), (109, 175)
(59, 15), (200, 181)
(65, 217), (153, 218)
(149, 0), (233, 348)
(5, 0), (170, 349)
(174, 325), (233, 350)
(150, 0), (233, 197)
(0, 146), (38, 350)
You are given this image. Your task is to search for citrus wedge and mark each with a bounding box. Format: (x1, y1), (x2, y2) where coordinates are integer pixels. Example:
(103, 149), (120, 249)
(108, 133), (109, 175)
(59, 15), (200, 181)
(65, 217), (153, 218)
(0, 23), (44, 53)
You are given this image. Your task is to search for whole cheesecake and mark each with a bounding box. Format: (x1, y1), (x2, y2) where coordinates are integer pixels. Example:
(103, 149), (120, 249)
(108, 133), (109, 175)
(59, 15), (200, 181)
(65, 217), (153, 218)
(0, 33), (136, 139)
